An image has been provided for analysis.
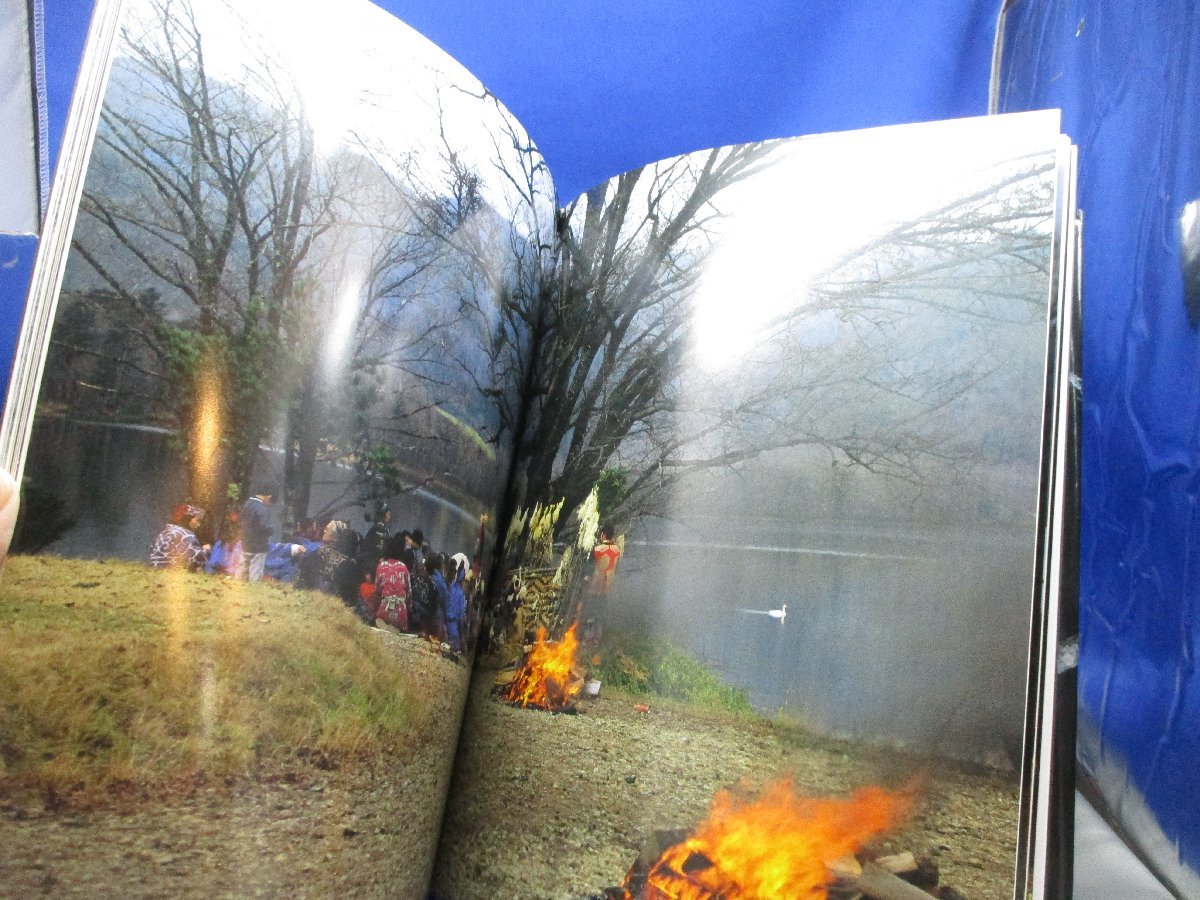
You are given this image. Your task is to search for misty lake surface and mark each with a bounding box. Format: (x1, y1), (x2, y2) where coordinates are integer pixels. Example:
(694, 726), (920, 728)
(610, 523), (1035, 764)
(22, 419), (483, 560)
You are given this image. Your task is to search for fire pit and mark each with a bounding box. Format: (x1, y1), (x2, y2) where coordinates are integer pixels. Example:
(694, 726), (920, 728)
(494, 622), (586, 712)
(601, 778), (951, 900)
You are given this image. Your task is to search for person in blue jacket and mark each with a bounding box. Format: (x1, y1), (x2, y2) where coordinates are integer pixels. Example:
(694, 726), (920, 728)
(264, 540), (305, 582)
(427, 552), (450, 644)
(445, 555), (467, 653)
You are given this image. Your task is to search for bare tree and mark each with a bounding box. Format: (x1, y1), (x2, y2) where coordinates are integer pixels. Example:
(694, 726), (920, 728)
(61, 0), (489, 522)
(496, 142), (1055, 532)
(66, 0), (346, 507)
(403, 131), (778, 532)
(354, 85), (561, 542)
(635, 151), (1058, 520)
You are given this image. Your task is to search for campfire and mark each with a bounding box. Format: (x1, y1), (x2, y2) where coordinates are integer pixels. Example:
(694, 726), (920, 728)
(609, 778), (944, 900)
(495, 622), (586, 712)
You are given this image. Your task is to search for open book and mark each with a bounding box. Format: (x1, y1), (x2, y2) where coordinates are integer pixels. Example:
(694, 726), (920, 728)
(0, 1), (1080, 898)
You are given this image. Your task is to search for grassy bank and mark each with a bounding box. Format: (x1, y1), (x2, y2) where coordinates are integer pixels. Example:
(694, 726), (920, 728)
(589, 627), (755, 715)
(0, 556), (425, 806)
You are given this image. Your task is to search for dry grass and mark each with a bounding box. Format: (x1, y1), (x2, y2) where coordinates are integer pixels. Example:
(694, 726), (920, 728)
(0, 555), (425, 806)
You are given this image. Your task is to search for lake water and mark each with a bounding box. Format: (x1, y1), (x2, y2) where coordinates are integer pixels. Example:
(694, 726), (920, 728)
(609, 523), (1034, 765)
(21, 419), (483, 560)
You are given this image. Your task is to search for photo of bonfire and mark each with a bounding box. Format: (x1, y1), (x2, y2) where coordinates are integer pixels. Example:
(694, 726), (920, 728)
(489, 629), (929, 897)
(451, 580), (1012, 899)
(495, 624), (586, 713)
(610, 779), (919, 900)
(431, 113), (1061, 900)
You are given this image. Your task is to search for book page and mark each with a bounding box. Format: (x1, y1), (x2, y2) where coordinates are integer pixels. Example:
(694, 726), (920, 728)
(432, 111), (1071, 899)
(0, 0), (554, 896)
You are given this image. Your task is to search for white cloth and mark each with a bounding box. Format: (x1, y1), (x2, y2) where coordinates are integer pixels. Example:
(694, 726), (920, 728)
(1074, 792), (1172, 899)
(0, 0), (38, 234)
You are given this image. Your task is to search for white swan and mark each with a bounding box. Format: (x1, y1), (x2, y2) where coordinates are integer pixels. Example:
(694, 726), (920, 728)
(737, 603), (787, 622)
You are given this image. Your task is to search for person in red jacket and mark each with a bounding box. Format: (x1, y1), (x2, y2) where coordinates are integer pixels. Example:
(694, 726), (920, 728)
(583, 525), (622, 645)
(373, 533), (411, 631)
(591, 525), (622, 595)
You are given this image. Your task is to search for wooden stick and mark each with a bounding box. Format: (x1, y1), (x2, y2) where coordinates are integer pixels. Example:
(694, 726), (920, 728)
(853, 861), (936, 900)
(875, 852), (918, 876)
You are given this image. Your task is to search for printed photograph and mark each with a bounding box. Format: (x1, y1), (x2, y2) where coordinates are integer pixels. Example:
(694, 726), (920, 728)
(0, 0), (1068, 894)
(0, 0), (552, 894)
(434, 114), (1064, 900)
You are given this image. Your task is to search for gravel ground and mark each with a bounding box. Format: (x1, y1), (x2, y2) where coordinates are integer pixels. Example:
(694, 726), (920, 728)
(431, 661), (1021, 900)
(0, 630), (467, 899)
(0, 639), (1020, 899)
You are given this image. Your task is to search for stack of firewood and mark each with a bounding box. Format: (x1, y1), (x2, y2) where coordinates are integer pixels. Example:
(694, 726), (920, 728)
(491, 645), (588, 713)
(510, 570), (560, 636)
(602, 831), (968, 900)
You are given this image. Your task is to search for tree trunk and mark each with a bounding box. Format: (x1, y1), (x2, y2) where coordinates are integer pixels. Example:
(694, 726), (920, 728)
(284, 371), (321, 522)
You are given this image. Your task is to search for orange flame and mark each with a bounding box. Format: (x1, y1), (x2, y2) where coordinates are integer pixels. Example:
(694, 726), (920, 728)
(498, 622), (583, 710)
(630, 779), (913, 900)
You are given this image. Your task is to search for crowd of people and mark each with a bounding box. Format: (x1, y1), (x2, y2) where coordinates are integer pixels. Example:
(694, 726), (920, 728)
(149, 486), (485, 654)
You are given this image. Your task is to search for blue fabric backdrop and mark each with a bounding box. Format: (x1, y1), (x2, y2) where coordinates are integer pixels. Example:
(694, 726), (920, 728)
(0, 0), (94, 411)
(995, 0), (1200, 888)
(383, 1), (998, 200)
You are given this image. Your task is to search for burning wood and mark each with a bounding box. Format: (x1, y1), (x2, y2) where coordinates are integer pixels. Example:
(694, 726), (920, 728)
(495, 622), (585, 711)
(609, 778), (920, 900)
